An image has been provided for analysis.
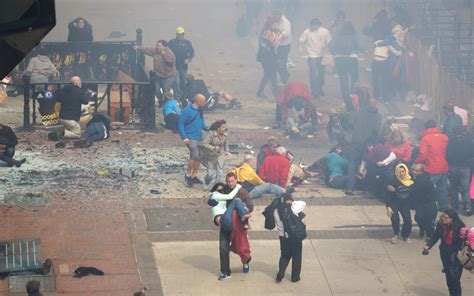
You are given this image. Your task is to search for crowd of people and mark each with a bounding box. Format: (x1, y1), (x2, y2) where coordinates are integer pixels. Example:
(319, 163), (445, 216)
(2, 4), (473, 295)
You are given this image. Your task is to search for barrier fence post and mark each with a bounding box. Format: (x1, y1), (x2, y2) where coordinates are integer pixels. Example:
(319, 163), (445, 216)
(23, 81), (30, 128)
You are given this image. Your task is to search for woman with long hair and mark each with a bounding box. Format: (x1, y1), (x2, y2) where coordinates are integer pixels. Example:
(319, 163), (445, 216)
(256, 16), (279, 99)
(200, 120), (228, 186)
(423, 209), (466, 296)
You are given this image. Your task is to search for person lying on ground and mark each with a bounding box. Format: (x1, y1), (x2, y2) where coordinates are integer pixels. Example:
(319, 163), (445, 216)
(82, 112), (111, 142)
(207, 183), (251, 230)
(232, 154), (294, 199)
(0, 124), (26, 167)
(285, 96), (318, 139)
(183, 74), (241, 110)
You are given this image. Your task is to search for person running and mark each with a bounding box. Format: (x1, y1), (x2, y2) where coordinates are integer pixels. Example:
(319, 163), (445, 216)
(423, 209), (466, 296)
(385, 163), (413, 244)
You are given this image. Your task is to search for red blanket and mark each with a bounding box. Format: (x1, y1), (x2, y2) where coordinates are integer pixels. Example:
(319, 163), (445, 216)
(229, 211), (251, 264)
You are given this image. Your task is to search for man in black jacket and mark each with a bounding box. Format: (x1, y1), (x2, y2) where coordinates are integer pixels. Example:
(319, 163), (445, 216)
(446, 127), (472, 215)
(0, 124), (26, 167)
(56, 76), (89, 139)
(410, 163), (437, 239)
(168, 27), (194, 93)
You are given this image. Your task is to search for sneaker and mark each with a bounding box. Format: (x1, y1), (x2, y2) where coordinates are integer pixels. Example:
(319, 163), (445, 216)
(218, 273), (231, 281)
(243, 263), (250, 273)
(403, 237), (412, 243)
(185, 175), (193, 187)
(390, 236), (398, 244)
(204, 174), (212, 185)
(465, 209), (472, 216)
(344, 191), (355, 196)
(193, 177), (203, 184)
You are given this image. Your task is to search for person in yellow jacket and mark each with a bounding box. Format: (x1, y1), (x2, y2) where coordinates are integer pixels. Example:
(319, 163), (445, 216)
(232, 154), (294, 199)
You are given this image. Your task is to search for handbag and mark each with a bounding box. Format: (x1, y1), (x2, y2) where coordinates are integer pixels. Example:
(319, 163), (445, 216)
(457, 243), (473, 271)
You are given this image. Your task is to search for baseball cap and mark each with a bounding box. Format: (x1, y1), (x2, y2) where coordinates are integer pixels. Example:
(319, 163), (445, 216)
(176, 26), (185, 34)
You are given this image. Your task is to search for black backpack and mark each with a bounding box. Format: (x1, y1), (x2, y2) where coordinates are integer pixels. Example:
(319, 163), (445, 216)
(278, 203), (307, 241)
(262, 198), (281, 230)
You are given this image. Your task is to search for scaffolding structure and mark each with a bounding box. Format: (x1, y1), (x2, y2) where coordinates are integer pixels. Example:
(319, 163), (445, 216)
(386, 0), (474, 86)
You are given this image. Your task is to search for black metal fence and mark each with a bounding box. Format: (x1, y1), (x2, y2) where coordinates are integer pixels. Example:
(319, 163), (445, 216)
(1, 28), (158, 130)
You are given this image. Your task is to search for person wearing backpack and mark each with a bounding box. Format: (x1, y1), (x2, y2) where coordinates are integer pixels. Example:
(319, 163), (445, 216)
(423, 209), (466, 296)
(273, 193), (306, 283)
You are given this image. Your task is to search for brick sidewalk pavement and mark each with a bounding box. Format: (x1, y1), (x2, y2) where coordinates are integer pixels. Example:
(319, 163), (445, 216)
(0, 198), (143, 296)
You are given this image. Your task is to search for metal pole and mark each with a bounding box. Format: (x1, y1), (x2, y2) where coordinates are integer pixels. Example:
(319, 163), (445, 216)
(23, 81), (30, 128)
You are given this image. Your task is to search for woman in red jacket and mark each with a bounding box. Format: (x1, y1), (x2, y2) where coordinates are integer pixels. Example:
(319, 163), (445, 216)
(386, 129), (412, 163)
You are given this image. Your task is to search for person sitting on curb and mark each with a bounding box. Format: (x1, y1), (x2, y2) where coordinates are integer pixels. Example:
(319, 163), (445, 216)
(0, 124), (26, 167)
(259, 146), (291, 188)
(256, 136), (279, 174)
(233, 154), (294, 199)
(325, 145), (349, 189)
(162, 91), (181, 133)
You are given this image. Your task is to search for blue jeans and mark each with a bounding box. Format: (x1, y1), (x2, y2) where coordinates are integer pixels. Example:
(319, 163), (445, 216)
(220, 199), (249, 232)
(431, 173), (449, 211)
(449, 166), (471, 211)
(249, 182), (286, 199)
(206, 162), (223, 186)
(335, 57), (359, 111)
(155, 75), (176, 102)
(307, 57), (325, 97)
(0, 146), (15, 164)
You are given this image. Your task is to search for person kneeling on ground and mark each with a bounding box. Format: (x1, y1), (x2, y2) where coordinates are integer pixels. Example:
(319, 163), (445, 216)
(274, 193), (307, 283)
(285, 96), (318, 139)
(207, 183), (251, 230)
(325, 145), (348, 189)
(162, 91), (181, 133)
(55, 76), (90, 139)
(233, 154), (294, 199)
(0, 124), (26, 167)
